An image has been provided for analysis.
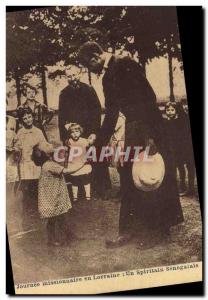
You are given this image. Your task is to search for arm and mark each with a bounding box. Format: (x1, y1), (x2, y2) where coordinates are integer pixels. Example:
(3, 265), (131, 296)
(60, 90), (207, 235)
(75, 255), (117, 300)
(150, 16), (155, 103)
(63, 161), (85, 175)
(87, 86), (102, 135)
(96, 83), (119, 146)
(58, 92), (68, 143)
(42, 104), (54, 126)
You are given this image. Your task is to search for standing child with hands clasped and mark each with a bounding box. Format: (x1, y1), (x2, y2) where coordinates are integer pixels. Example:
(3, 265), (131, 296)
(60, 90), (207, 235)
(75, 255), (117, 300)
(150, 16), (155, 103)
(163, 102), (186, 196)
(32, 142), (85, 246)
(65, 123), (96, 202)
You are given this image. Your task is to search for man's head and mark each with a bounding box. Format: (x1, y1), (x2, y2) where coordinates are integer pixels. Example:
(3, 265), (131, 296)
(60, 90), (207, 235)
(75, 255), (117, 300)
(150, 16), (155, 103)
(65, 65), (81, 87)
(165, 102), (178, 119)
(22, 83), (37, 101)
(79, 42), (105, 74)
(18, 107), (34, 128)
(66, 123), (83, 141)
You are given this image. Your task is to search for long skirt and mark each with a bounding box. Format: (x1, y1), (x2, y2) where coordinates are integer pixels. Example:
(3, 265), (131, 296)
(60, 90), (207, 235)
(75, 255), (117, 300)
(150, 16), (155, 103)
(119, 120), (184, 235)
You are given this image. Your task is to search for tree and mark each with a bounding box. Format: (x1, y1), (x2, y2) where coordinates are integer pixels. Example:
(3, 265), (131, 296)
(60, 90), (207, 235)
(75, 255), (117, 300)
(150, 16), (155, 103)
(7, 7), (183, 103)
(7, 8), (63, 106)
(120, 7), (182, 101)
(7, 11), (37, 105)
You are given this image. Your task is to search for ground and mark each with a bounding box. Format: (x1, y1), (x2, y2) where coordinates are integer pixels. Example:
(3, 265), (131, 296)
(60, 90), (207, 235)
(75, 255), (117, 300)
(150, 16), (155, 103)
(7, 115), (202, 285)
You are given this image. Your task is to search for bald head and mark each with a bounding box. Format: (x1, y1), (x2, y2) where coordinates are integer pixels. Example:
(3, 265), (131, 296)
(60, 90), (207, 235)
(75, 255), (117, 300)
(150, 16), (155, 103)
(79, 41), (105, 74)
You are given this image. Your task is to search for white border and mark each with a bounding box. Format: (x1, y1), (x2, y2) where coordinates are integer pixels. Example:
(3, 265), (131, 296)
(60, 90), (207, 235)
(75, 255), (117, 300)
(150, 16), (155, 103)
(1, 1), (206, 299)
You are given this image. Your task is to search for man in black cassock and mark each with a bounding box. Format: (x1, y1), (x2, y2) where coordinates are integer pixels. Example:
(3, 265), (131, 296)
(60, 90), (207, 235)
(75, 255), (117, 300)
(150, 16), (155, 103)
(58, 66), (111, 197)
(79, 42), (184, 248)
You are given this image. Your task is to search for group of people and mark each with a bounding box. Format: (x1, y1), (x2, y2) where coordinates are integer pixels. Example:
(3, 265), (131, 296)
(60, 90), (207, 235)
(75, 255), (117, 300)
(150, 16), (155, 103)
(6, 41), (196, 249)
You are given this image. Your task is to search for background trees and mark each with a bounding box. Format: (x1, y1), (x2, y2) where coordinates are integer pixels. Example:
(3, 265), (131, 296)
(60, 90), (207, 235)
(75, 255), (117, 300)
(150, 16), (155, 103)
(6, 6), (183, 106)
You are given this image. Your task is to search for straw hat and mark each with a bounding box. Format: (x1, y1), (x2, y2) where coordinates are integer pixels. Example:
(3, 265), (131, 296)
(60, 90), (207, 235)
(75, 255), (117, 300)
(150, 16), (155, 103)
(132, 152), (165, 192)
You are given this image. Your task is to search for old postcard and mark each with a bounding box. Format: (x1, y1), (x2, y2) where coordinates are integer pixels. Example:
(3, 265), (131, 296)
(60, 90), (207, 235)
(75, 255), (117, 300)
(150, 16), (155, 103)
(6, 6), (202, 294)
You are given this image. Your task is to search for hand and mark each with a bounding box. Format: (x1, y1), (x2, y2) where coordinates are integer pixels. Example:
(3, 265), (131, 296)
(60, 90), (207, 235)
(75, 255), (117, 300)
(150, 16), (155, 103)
(88, 134), (96, 145)
(13, 150), (22, 163)
(145, 138), (158, 155)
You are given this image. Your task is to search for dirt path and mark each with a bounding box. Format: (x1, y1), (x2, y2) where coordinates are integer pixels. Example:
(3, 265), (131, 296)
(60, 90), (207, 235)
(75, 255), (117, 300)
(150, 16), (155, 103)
(7, 115), (202, 284)
(7, 191), (202, 284)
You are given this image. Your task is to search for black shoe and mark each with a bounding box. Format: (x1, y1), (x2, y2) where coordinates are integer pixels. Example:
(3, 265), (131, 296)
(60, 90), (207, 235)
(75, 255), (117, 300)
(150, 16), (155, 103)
(106, 234), (132, 248)
(179, 188), (186, 197)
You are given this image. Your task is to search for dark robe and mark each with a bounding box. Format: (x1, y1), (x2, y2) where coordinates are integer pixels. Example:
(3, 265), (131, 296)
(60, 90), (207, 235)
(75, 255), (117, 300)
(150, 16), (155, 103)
(98, 55), (184, 233)
(58, 82), (101, 141)
(58, 81), (111, 196)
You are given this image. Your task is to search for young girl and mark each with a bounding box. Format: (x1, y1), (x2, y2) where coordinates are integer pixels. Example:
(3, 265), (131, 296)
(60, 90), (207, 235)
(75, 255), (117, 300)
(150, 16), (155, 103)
(32, 142), (84, 246)
(6, 115), (19, 184)
(17, 83), (54, 140)
(163, 102), (186, 196)
(14, 107), (47, 222)
(65, 123), (96, 201)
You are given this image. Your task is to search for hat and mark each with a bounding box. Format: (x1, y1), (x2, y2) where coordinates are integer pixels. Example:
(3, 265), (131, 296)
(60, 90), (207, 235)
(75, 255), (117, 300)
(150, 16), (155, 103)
(132, 152), (165, 192)
(38, 141), (54, 154)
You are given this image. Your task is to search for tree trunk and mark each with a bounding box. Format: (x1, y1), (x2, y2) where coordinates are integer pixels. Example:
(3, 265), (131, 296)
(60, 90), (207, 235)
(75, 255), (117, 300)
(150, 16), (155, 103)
(14, 67), (21, 106)
(167, 39), (175, 102)
(40, 64), (48, 106)
(88, 70), (92, 85)
(134, 36), (147, 76)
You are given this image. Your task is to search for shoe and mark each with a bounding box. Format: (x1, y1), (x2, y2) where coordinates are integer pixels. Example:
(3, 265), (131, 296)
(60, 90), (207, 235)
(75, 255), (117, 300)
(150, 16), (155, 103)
(136, 238), (159, 250)
(179, 189), (186, 197)
(106, 234), (132, 248)
(179, 184), (186, 197)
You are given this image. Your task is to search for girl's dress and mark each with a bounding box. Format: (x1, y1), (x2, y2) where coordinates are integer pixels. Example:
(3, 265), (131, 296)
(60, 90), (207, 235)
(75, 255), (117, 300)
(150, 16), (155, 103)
(15, 125), (46, 180)
(38, 160), (72, 219)
(66, 137), (92, 185)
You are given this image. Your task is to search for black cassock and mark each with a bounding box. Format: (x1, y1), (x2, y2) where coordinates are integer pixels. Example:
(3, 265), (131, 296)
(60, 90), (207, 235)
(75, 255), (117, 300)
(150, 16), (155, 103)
(97, 55), (184, 234)
(59, 82), (101, 141)
(58, 81), (111, 196)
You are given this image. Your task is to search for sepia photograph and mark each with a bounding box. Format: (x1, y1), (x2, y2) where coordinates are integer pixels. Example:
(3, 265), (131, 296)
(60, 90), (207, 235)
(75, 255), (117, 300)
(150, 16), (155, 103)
(6, 6), (202, 294)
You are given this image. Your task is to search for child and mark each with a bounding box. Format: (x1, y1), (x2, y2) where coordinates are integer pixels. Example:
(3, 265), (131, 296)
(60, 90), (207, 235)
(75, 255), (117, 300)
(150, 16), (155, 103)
(32, 142), (84, 246)
(14, 107), (47, 223)
(6, 115), (19, 184)
(180, 99), (196, 196)
(65, 123), (95, 201)
(163, 102), (186, 196)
